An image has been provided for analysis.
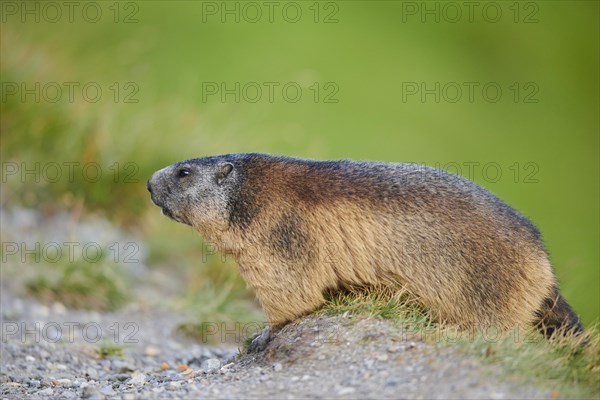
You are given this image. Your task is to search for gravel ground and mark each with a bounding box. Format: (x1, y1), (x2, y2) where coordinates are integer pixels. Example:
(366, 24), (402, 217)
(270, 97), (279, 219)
(1, 302), (553, 400)
(1, 284), (555, 400)
(1, 207), (556, 399)
(1, 281), (235, 400)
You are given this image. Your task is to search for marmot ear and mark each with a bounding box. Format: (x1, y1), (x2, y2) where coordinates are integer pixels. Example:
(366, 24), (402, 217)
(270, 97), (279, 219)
(216, 162), (234, 185)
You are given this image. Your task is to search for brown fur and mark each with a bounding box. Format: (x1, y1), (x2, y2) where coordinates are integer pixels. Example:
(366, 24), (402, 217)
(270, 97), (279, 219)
(148, 153), (583, 335)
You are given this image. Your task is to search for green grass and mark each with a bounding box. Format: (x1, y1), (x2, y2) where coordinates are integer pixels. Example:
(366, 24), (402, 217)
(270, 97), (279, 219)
(25, 247), (130, 312)
(319, 286), (434, 330)
(320, 289), (600, 399)
(96, 342), (125, 359)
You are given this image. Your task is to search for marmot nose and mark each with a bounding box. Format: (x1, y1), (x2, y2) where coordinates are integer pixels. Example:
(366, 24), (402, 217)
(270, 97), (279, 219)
(146, 179), (153, 194)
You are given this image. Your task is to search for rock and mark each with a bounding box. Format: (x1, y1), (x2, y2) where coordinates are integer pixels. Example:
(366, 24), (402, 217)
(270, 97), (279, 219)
(100, 385), (115, 396)
(51, 302), (67, 314)
(168, 372), (184, 381)
(337, 387), (355, 395)
(81, 385), (102, 400)
(221, 362), (234, 371)
(129, 371), (146, 385)
(144, 346), (160, 357)
(247, 327), (271, 353)
(162, 370), (177, 379)
(28, 379), (41, 387)
(37, 387), (53, 396)
(168, 381), (181, 389)
(273, 363), (283, 372)
(25, 355), (35, 362)
(387, 345), (400, 353)
(115, 373), (130, 382)
(202, 358), (221, 372)
(112, 360), (135, 373)
(86, 367), (98, 379)
(376, 354), (389, 362)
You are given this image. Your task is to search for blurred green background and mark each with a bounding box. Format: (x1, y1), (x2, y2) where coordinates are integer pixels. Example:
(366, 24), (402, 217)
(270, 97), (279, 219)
(1, 1), (598, 325)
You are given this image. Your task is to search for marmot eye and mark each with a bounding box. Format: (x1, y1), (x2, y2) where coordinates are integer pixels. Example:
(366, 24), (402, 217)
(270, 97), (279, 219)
(177, 168), (190, 178)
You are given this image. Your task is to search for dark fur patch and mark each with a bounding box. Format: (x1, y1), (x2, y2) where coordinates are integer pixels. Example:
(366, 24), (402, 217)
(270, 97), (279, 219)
(534, 287), (584, 337)
(227, 190), (259, 229)
(226, 158), (261, 229)
(269, 212), (310, 262)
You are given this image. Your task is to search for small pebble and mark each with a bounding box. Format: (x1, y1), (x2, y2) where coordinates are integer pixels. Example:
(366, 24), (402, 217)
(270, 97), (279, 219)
(55, 378), (72, 386)
(385, 379), (399, 387)
(202, 358), (221, 372)
(129, 371), (146, 385)
(100, 385), (115, 396)
(51, 302), (67, 314)
(113, 360), (135, 373)
(221, 362), (234, 370)
(81, 385), (102, 399)
(115, 373), (130, 382)
(337, 387), (355, 395)
(145, 346), (160, 357)
(387, 345), (400, 353)
(86, 367), (98, 380)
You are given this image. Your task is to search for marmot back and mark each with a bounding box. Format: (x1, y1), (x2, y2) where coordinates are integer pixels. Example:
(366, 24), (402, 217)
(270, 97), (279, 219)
(147, 153), (583, 337)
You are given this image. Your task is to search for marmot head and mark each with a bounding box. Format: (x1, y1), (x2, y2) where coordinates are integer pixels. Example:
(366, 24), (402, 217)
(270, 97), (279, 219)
(147, 156), (241, 229)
